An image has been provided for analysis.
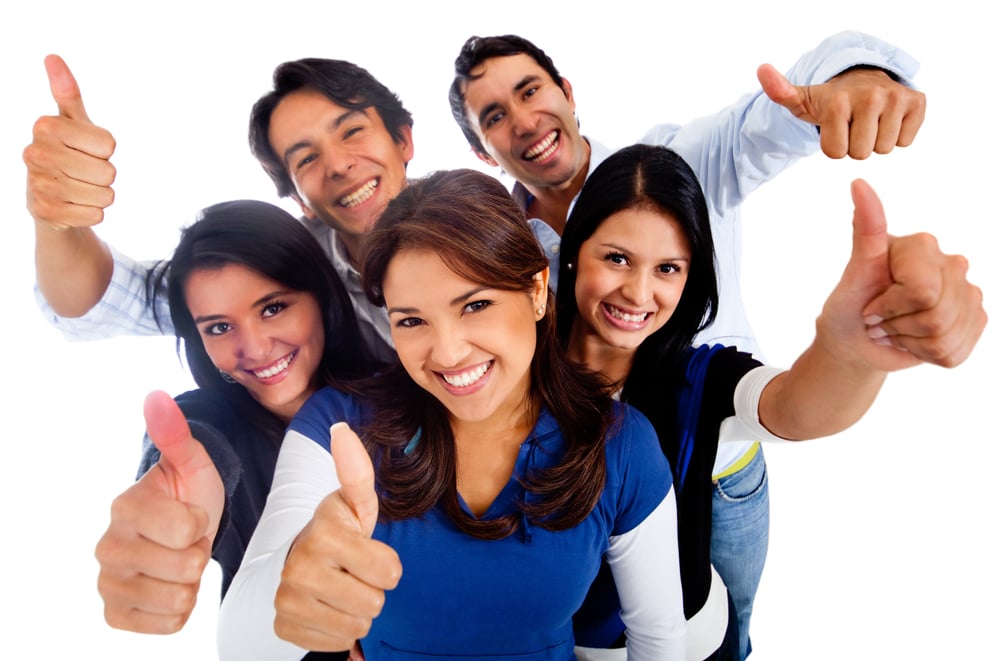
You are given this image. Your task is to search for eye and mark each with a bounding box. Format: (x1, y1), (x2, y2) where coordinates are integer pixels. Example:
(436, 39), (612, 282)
(202, 321), (231, 337)
(484, 110), (506, 128)
(604, 251), (629, 266)
(395, 316), (424, 329)
(262, 300), (288, 317)
(462, 300), (493, 315)
(294, 153), (317, 171)
(658, 262), (683, 275)
(523, 86), (539, 100)
(344, 126), (364, 139)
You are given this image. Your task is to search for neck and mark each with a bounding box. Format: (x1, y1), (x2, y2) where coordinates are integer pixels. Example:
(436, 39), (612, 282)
(337, 232), (363, 271)
(566, 321), (635, 389)
(523, 143), (591, 235)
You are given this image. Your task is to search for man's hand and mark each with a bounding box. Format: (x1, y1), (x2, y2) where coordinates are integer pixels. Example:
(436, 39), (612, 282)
(273, 423), (401, 652)
(758, 63), (926, 160)
(24, 54), (116, 230)
(95, 390), (225, 634)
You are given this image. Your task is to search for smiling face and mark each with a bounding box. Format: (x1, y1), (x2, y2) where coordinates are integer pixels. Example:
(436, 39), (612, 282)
(184, 263), (325, 423)
(267, 88), (413, 259)
(572, 206), (691, 360)
(382, 248), (547, 427)
(461, 54), (589, 196)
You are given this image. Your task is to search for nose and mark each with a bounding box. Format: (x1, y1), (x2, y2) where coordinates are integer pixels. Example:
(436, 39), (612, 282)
(509, 103), (538, 137)
(322, 145), (356, 178)
(429, 322), (472, 369)
(237, 326), (274, 363)
(621, 271), (653, 306)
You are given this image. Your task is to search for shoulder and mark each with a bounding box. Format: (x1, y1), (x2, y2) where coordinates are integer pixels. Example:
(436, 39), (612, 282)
(288, 386), (365, 451)
(604, 401), (668, 474)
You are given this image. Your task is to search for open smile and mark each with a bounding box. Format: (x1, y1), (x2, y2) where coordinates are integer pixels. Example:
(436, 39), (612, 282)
(437, 360), (494, 393)
(338, 178), (379, 207)
(602, 303), (653, 330)
(522, 130), (559, 163)
(247, 350), (298, 381)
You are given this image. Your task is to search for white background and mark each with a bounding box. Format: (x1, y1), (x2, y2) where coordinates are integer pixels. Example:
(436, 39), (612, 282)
(2, 1), (996, 658)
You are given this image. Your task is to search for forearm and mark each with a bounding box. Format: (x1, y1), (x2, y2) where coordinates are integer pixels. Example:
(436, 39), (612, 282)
(34, 220), (112, 317)
(759, 332), (888, 440)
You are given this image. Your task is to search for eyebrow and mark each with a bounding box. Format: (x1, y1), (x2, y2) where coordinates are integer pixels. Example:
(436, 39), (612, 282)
(476, 74), (542, 128)
(192, 289), (293, 324)
(387, 285), (493, 316)
(281, 108), (367, 166)
(598, 242), (691, 262)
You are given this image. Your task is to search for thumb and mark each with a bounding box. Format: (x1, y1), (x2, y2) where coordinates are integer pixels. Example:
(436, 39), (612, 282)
(849, 178), (890, 265)
(758, 63), (810, 121)
(330, 422), (379, 537)
(44, 54), (91, 123)
(143, 390), (211, 484)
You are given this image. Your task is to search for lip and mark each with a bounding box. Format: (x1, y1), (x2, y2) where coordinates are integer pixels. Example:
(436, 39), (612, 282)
(337, 177), (380, 208)
(435, 360), (494, 396)
(601, 303), (653, 331)
(244, 350), (298, 384)
(521, 130), (560, 164)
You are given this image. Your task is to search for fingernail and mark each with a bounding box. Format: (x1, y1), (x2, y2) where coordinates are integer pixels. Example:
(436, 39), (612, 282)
(864, 314), (884, 326)
(867, 325), (888, 339)
(873, 336), (894, 347)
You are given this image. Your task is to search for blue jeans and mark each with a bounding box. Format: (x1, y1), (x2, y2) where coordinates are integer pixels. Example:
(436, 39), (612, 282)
(710, 446), (769, 660)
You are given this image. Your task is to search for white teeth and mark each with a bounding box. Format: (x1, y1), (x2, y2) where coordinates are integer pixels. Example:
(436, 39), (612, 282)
(607, 305), (649, 323)
(339, 179), (378, 207)
(524, 131), (558, 161)
(442, 362), (490, 388)
(254, 353), (294, 379)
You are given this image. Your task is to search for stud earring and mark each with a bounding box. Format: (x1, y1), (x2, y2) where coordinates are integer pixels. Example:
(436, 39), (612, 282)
(566, 262), (575, 271)
(537, 306), (546, 317)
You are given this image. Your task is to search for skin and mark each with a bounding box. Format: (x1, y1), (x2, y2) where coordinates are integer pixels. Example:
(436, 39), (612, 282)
(273, 252), (550, 652)
(267, 89), (414, 267)
(460, 53), (927, 232)
(567, 206), (691, 386)
(568, 180), (985, 442)
(96, 266), (325, 634)
(184, 264), (325, 425)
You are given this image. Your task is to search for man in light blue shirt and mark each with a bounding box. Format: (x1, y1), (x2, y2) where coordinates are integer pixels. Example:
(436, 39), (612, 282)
(447, 31), (927, 659)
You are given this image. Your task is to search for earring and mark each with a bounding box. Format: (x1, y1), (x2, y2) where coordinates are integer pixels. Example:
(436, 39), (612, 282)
(219, 369), (237, 384)
(537, 306), (546, 317)
(566, 262), (575, 271)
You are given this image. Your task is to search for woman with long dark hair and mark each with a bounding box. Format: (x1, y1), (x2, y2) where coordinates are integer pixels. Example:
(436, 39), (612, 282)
(218, 170), (687, 660)
(95, 200), (377, 642)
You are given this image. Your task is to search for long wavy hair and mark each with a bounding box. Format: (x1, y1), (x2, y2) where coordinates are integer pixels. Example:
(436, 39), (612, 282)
(359, 169), (614, 540)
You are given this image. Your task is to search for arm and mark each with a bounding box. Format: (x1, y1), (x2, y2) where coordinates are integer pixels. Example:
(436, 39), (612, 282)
(644, 31), (923, 216)
(26, 55), (169, 338)
(218, 421), (400, 660)
(96, 391), (225, 634)
(757, 180), (985, 440)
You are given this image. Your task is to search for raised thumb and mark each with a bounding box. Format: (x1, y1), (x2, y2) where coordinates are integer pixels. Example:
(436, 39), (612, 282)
(330, 421), (379, 537)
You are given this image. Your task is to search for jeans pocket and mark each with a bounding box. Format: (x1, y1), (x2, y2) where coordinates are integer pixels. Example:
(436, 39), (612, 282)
(714, 451), (767, 503)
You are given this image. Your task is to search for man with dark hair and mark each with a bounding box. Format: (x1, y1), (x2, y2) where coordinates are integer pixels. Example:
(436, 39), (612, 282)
(448, 31), (928, 660)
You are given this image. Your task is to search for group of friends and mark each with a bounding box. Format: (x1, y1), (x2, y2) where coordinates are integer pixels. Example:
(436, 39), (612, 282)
(25, 30), (986, 661)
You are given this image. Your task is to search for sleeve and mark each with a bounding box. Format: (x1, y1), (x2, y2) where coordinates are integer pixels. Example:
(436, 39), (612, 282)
(34, 244), (173, 340)
(606, 491), (687, 660)
(641, 30), (921, 218)
(217, 429), (337, 661)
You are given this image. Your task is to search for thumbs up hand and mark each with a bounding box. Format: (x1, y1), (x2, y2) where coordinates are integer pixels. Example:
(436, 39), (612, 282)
(818, 180), (985, 372)
(274, 423), (402, 652)
(95, 391), (225, 634)
(24, 55), (117, 230)
(758, 62), (925, 160)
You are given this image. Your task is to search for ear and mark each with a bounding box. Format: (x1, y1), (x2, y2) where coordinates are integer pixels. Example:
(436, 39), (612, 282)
(395, 124), (416, 166)
(531, 268), (550, 319)
(291, 192), (317, 221)
(475, 148), (499, 168)
(561, 77), (576, 108)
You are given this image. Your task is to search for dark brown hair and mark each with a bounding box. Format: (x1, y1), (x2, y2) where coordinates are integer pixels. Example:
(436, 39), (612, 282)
(360, 169), (614, 539)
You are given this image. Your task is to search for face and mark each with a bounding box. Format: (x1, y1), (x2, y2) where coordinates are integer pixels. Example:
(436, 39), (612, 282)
(462, 54), (589, 194)
(383, 249), (547, 427)
(573, 206), (691, 354)
(184, 263), (325, 423)
(268, 88), (414, 246)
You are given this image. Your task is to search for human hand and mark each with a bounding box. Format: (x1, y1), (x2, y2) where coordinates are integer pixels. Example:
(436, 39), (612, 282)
(273, 422), (401, 652)
(818, 180), (986, 371)
(23, 55), (116, 230)
(758, 63), (926, 160)
(95, 390), (225, 633)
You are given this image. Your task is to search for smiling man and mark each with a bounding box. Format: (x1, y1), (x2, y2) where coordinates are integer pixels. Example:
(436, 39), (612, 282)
(449, 31), (931, 660)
